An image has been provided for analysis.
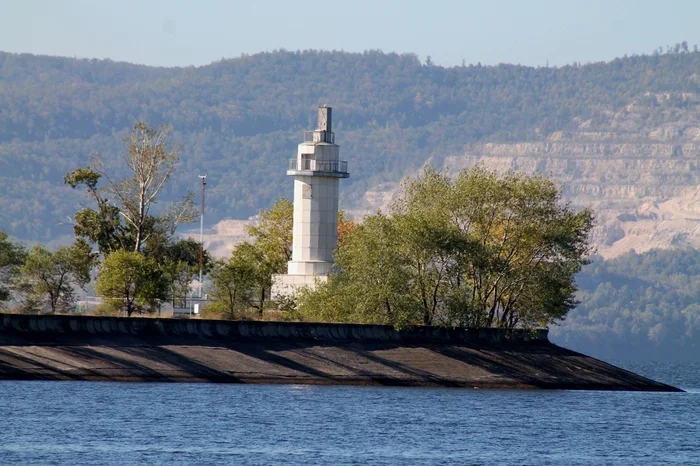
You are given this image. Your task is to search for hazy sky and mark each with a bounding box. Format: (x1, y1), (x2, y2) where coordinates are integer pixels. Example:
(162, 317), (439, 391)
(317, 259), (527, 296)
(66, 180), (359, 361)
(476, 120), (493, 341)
(2, 0), (698, 68)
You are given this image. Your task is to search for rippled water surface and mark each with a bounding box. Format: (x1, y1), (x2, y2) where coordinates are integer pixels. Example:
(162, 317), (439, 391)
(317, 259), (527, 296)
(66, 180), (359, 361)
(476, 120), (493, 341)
(1, 361), (699, 465)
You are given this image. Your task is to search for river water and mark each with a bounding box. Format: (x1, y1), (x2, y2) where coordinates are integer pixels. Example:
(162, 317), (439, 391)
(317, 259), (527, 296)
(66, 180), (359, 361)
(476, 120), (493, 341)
(1, 361), (699, 465)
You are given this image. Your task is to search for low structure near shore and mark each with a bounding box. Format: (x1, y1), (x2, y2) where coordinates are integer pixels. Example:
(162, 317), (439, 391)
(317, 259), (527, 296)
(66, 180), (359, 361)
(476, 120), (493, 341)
(0, 314), (680, 391)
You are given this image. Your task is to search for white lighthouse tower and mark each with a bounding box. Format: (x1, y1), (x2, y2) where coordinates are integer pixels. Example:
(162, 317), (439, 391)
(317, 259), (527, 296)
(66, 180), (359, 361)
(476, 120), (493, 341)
(272, 106), (350, 296)
(272, 106), (349, 296)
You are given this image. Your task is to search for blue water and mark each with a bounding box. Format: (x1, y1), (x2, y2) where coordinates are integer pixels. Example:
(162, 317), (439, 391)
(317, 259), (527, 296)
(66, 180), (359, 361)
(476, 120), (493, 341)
(1, 362), (699, 465)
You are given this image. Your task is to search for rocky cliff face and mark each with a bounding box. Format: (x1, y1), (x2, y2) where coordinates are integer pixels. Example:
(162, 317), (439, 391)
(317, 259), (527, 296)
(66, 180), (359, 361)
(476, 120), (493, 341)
(358, 105), (700, 258)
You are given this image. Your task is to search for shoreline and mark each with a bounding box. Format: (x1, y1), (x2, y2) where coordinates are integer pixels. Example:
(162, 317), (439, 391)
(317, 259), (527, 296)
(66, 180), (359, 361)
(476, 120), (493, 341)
(0, 314), (681, 392)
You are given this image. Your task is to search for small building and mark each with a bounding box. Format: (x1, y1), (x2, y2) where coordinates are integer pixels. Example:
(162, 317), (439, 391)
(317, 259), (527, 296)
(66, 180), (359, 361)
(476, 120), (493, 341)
(272, 106), (349, 296)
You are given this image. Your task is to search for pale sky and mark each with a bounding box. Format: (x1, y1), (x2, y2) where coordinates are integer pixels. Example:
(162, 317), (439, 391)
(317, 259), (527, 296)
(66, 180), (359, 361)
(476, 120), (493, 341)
(1, 0), (698, 68)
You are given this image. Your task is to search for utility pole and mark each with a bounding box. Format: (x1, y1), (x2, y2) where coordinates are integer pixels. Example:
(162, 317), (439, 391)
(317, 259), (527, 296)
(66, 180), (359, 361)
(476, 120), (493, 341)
(199, 174), (207, 299)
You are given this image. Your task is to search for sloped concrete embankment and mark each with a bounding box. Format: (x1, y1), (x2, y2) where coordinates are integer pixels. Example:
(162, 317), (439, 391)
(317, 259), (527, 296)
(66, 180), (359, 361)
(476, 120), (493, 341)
(0, 314), (680, 391)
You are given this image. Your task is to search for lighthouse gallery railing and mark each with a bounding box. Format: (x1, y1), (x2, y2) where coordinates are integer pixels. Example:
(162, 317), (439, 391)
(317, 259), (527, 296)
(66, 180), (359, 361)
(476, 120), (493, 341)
(289, 158), (348, 174)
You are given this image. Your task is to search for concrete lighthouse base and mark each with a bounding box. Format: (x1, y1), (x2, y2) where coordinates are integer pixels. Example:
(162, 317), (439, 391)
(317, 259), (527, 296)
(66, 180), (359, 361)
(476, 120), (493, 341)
(271, 272), (328, 298)
(272, 259), (333, 297)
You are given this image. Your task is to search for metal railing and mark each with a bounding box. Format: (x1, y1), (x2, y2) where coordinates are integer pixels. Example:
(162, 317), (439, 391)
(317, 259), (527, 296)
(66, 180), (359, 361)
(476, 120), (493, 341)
(303, 130), (335, 144)
(289, 158), (348, 174)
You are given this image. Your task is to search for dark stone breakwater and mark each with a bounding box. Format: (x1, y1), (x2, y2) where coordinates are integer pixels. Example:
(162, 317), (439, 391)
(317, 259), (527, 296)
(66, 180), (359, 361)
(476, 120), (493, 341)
(0, 314), (681, 391)
(0, 314), (547, 344)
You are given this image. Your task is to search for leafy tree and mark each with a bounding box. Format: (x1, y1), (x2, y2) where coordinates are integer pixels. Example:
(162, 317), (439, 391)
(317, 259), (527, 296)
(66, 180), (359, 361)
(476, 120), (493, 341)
(64, 122), (205, 313)
(295, 213), (420, 327)
(248, 197), (358, 272)
(226, 198), (358, 315)
(64, 121), (198, 255)
(201, 198), (294, 317)
(206, 197), (356, 317)
(336, 210), (358, 250)
(63, 167), (133, 253)
(0, 232), (26, 307)
(297, 167), (594, 329)
(94, 250), (165, 316)
(18, 244), (94, 314)
(247, 198), (294, 274)
(207, 240), (279, 318)
(207, 253), (259, 319)
(407, 167), (592, 326)
(232, 242), (276, 315)
(158, 238), (212, 307)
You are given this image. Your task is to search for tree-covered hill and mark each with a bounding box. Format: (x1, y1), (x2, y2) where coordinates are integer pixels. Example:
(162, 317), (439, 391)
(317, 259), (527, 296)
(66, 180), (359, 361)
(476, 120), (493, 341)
(2, 47), (700, 241)
(551, 248), (700, 361)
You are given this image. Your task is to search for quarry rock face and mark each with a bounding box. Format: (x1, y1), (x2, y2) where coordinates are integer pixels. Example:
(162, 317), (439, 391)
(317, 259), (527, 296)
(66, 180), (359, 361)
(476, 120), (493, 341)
(359, 108), (700, 258)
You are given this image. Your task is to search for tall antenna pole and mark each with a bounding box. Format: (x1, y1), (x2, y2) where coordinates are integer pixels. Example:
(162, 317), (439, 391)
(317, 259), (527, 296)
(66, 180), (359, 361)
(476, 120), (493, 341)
(199, 174), (207, 299)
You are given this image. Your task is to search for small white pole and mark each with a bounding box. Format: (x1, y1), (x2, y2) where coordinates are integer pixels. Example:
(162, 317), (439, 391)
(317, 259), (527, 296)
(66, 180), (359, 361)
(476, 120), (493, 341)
(198, 174), (207, 299)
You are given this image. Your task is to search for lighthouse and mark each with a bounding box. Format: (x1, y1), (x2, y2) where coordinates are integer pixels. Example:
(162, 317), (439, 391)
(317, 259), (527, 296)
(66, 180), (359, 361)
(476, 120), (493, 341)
(272, 106), (349, 296)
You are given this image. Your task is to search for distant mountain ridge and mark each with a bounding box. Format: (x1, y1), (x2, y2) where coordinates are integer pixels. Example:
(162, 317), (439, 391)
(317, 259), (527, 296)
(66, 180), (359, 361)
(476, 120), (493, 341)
(2, 48), (700, 254)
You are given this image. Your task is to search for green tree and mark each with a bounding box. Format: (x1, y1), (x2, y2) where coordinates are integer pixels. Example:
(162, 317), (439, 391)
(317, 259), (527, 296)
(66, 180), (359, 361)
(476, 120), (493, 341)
(248, 197), (357, 273)
(95, 250), (165, 316)
(336, 210), (358, 250)
(19, 244), (94, 314)
(247, 198), (293, 274)
(207, 252), (258, 319)
(64, 167), (134, 253)
(297, 167), (594, 329)
(240, 198), (356, 315)
(64, 121), (198, 256)
(0, 232), (26, 307)
(295, 213), (420, 327)
(158, 238), (212, 307)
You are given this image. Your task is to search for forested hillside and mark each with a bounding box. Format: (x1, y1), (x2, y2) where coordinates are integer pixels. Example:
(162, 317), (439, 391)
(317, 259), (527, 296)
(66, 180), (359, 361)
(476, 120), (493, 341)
(2, 47), (700, 242)
(552, 248), (700, 361)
